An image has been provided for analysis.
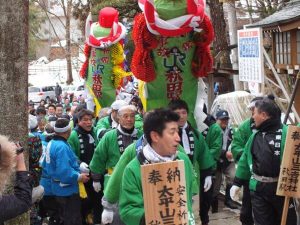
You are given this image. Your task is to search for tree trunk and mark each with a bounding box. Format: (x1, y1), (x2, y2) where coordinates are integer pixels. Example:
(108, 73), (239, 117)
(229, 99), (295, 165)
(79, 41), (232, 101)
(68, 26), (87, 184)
(0, 1), (29, 225)
(209, 0), (231, 68)
(66, 0), (73, 84)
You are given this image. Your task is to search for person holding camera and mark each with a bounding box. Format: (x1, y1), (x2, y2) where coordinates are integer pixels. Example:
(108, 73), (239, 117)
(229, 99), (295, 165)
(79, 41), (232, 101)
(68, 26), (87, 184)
(0, 135), (33, 224)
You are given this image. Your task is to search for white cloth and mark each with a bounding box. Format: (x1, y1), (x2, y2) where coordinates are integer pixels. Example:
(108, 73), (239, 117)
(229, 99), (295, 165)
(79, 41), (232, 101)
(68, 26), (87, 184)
(222, 126), (230, 151)
(230, 185), (241, 202)
(101, 208), (114, 224)
(88, 134), (95, 144)
(143, 144), (177, 163)
(93, 181), (102, 193)
(203, 176), (212, 192)
(79, 162), (90, 173)
(181, 122), (190, 154)
(28, 114), (38, 129)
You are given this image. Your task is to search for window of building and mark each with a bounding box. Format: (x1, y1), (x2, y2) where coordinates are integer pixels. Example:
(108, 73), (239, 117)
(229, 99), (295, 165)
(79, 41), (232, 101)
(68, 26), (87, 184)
(275, 31), (291, 64)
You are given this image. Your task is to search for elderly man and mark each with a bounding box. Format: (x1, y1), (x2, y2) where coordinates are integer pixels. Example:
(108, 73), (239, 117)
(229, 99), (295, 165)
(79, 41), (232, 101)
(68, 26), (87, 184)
(89, 105), (143, 194)
(95, 100), (128, 139)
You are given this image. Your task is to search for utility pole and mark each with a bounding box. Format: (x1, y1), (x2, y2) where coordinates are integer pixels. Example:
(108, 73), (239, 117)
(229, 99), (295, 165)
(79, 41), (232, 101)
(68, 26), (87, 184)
(224, 0), (242, 91)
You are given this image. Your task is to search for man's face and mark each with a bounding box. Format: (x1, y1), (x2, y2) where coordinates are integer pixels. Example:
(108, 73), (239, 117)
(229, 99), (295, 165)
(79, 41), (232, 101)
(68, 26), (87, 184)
(56, 107), (63, 117)
(118, 109), (135, 129)
(64, 98), (70, 104)
(78, 115), (93, 132)
(173, 108), (188, 127)
(218, 118), (229, 129)
(253, 107), (269, 127)
(153, 121), (180, 157)
(48, 107), (55, 115)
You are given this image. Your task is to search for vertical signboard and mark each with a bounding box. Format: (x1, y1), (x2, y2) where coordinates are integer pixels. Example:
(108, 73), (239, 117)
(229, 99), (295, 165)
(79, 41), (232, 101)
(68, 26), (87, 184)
(238, 28), (264, 83)
(277, 125), (300, 198)
(141, 160), (189, 225)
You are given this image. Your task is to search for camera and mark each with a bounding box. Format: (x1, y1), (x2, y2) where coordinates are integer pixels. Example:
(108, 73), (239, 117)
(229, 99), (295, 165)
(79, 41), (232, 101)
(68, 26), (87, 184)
(15, 142), (24, 155)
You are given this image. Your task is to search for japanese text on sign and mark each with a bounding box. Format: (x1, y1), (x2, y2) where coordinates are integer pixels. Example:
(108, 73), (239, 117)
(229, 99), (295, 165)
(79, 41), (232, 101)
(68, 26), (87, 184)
(238, 28), (264, 83)
(141, 160), (189, 225)
(277, 126), (300, 198)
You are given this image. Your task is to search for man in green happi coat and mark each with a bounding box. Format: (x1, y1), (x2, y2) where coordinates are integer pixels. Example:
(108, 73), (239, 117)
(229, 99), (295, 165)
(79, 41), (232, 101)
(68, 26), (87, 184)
(89, 105), (143, 194)
(230, 98), (296, 225)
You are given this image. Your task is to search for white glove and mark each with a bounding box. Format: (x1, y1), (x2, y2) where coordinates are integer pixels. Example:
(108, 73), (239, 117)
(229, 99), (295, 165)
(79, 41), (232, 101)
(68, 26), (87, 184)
(79, 162), (90, 173)
(230, 185), (241, 202)
(93, 181), (102, 192)
(203, 176), (212, 192)
(101, 208), (114, 224)
(32, 185), (44, 203)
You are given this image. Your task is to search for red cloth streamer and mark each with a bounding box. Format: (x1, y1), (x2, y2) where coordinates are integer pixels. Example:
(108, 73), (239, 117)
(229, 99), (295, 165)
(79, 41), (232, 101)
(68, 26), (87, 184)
(131, 14), (158, 82)
(79, 44), (91, 79)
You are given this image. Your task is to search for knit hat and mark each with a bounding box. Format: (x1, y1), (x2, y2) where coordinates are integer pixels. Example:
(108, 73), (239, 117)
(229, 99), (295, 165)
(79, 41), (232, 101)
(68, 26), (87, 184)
(28, 114), (38, 130)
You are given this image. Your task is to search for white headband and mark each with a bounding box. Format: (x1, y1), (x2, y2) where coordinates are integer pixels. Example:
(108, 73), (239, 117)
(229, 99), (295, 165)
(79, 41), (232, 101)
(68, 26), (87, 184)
(54, 124), (71, 133)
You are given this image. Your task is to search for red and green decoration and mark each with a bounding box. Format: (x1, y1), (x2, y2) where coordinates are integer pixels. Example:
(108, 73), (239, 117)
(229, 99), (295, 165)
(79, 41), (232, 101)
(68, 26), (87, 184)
(131, 0), (214, 127)
(80, 7), (132, 110)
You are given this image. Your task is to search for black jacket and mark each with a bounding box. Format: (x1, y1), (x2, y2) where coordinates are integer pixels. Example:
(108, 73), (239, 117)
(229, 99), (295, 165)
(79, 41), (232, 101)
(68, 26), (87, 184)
(252, 118), (282, 178)
(0, 171), (32, 224)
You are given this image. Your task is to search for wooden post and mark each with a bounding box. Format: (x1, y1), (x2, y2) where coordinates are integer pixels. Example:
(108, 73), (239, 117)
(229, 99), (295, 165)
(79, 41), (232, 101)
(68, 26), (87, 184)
(207, 73), (215, 112)
(281, 197), (290, 225)
(277, 126), (300, 225)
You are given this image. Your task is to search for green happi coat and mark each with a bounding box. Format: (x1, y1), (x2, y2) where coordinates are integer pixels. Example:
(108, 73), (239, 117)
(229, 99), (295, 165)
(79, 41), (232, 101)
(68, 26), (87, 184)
(204, 123), (223, 164)
(231, 118), (254, 162)
(119, 151), (196, 225)
(104, 141), (193, 204)
(190, 129), (215, 192)
(89, 129), (143, 176)
(134, 114), (144, 132)
(235, 125), (287, 191)
(96, 115), (144, 138)
(95, 115), (113, 138)
(68, 127), (98, 159)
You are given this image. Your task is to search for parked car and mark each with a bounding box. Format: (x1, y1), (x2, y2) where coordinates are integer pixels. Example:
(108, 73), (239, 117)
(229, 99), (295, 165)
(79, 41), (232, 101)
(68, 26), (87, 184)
(62, 84), (86, 99)
(28, 86), (56, 103)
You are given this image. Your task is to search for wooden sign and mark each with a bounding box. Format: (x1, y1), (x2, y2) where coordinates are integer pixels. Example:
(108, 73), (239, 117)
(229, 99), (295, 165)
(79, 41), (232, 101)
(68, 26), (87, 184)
(277, 125), (300, 198)
(141, 160), (189, 225)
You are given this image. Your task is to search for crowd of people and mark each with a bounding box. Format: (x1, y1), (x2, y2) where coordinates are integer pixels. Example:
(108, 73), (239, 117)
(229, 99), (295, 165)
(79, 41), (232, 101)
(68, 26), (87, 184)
(0, 93), (298, 225)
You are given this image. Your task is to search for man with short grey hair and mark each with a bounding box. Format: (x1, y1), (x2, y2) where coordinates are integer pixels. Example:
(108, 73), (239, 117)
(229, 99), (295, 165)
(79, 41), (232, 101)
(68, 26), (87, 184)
(90, 105), (143, 197)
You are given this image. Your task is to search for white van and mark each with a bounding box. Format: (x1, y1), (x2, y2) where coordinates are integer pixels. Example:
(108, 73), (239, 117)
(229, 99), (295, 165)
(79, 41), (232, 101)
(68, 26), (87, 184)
(62, 84), (85, 98)
(28, 86), (56, 103)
